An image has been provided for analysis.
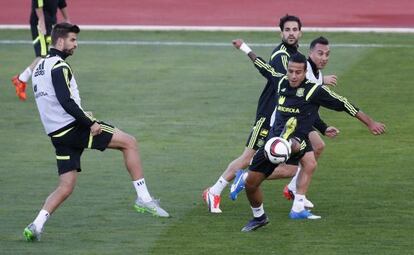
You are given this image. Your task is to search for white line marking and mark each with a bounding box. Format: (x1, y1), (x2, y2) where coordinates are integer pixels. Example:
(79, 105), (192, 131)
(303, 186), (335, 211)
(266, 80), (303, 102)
(0, 40), (412, 48)
(1, 24), (414, 33)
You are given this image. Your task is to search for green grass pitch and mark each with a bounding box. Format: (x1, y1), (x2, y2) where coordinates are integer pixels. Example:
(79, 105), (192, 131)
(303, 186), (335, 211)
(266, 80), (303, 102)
(0, 30), (413, 254)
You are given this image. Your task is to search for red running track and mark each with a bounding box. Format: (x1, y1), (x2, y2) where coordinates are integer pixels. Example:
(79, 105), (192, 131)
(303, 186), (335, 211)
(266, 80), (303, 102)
(0, 0), (413, 28)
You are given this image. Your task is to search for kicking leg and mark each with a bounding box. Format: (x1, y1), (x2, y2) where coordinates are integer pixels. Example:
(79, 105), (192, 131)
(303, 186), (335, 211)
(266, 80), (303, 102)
(108, 128), (169, 217)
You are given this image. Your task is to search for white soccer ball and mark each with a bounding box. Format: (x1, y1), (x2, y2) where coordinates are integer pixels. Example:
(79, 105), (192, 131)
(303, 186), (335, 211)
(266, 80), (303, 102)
(264, 137), (291, 164)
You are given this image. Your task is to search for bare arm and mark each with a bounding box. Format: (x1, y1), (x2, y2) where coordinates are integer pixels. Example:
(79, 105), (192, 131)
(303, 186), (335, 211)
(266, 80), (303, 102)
(355, 111), (386, 135)
(59, 7), (70, 23)
(35, 7), (46, 35)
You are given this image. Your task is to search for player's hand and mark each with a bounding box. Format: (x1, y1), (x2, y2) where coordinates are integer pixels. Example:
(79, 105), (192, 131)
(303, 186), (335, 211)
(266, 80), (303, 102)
(37, 22), (47, 35)
(325, 126), (340, 138)
(323, 75), (338, 86)
(369, 122), (386, 135)
(232, 39), (244, 49)
(289, 138), (301, 154)
(90, 122), (102, 136)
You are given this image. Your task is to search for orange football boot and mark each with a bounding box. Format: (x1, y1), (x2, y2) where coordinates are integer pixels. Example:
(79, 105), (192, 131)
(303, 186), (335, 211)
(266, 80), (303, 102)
(11, 75), (27, 101)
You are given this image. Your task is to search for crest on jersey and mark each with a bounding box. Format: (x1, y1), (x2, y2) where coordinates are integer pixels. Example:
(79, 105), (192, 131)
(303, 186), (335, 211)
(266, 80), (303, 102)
(278, 96), (286, 105)
(260, 129), (268, 137)
(296, 88), (304, 97)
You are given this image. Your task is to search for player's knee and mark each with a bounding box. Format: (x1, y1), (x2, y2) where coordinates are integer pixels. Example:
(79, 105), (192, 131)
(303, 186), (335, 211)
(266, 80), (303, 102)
(57, 171), (77, 197)
(239, 156), (252, 168)
(129, 135), (138, 147)
(115, 130), (137, 150)
(307, 159), (317, 172)
(313, 140), (325, 157)
(124, 134), (138, 151)
(301, 158), (317, 174)
(58, 182), (76, 198)
(238, 151), (255, 167)
(245, 172), (265, 190)
(245, 180), (258, 192)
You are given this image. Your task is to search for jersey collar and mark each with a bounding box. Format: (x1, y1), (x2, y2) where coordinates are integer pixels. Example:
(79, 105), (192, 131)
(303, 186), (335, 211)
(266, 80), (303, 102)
(282, 41), (299, 54)
(307, 57), (319, 79)
(49, 48), (70, 60)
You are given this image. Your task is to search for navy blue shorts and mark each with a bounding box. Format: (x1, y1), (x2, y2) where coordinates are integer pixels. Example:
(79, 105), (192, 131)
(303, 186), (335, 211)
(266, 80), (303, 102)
(248, 136), (312, 177)
(50, 121), (115, 175)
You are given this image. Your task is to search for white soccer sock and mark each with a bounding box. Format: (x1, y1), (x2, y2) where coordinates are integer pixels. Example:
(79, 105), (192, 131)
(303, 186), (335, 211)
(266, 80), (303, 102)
(251, 204), (265, 218)
(209, 176), (228, 195)
(288, 164), (301, 192)
(18, 67), (32, 83)
(292, 194), (306, 212)
(33, 209), (50, 230)
(133, 178), (152, 203)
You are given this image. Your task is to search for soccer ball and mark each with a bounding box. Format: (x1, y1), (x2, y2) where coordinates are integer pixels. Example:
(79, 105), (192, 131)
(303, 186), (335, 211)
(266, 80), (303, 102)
(264, 137), (291, 164)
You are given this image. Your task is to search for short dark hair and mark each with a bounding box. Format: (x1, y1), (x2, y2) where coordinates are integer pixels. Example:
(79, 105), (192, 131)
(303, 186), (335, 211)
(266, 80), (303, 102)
(310, 36), (329, 49)
(51, 22), (80, 46)
(289, 52), (307, 69)
(279, 14), (302, 31)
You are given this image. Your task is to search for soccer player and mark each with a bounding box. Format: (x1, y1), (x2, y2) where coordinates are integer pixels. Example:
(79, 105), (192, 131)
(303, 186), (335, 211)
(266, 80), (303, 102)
(280, 36), (339, 200)
(12, 0), (70, 101)
(23, 23), (169, 242)
(233, 42), (385, 232)
(203, 14), (304, 213)
(230, 36), (340, 207)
